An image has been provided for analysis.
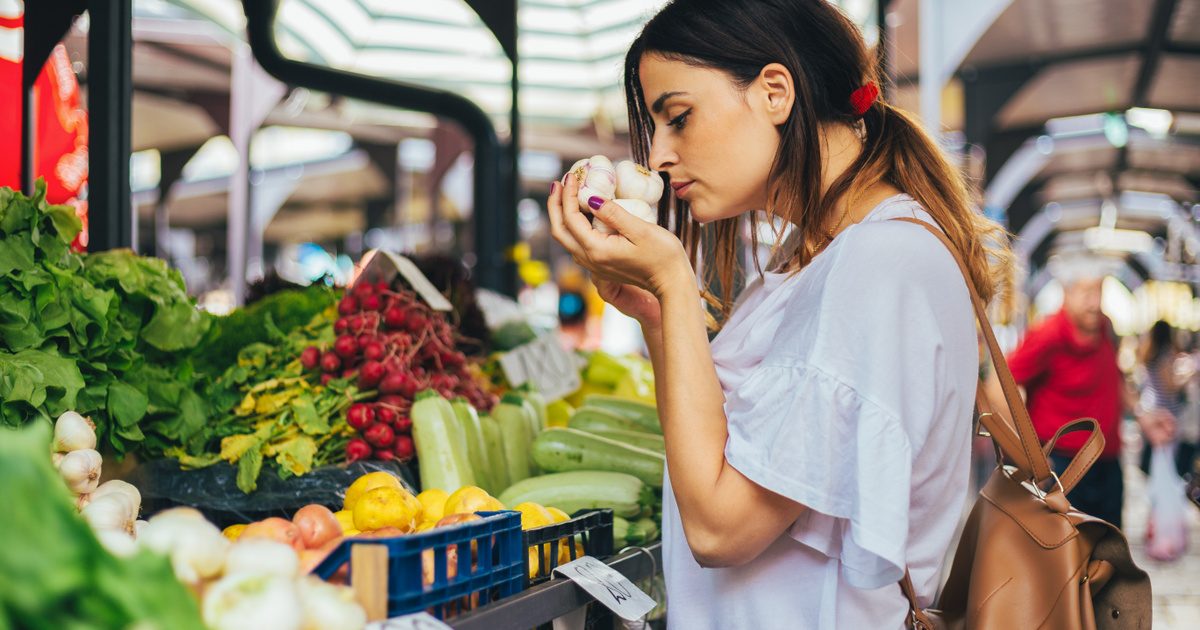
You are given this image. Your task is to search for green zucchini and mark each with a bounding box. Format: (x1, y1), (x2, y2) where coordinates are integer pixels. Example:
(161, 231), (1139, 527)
(451, 398), (494, 494)
(613, 516), (631, 547)
(582, 395), (660, 433)
(518, 385), (548, 436)
(531, 428), (663, 488)
(411, 390), (476, 492)
(479, 413), (510, 492)
(494, 393), (535, 486)
(497, 471), (647, 518)
(569, 407), (657, 436)
(575, 426), (663, 454)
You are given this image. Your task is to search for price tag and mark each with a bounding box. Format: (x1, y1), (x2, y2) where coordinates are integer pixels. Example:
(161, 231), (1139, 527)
(356, 249), (454, 312)
(498, 332), (583, 401)
(553, 556), (657, 621)
(368, 612), (453, 630)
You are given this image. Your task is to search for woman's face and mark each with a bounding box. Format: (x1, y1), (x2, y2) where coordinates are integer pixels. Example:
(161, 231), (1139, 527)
(638, 53), (788, 223)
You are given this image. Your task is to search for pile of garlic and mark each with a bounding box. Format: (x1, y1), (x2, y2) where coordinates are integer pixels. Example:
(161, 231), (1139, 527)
(52, 410), (146, 555)
(139, 508), (367, 630)
(563, 156), (664, 234)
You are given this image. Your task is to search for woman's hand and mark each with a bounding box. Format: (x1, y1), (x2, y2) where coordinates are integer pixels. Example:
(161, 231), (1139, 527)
(547, 173), (692, 300)
(595, 278), (662, 331)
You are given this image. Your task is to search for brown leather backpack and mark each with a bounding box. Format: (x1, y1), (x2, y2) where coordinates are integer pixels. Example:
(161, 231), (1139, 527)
(893, 218), (1152, 630)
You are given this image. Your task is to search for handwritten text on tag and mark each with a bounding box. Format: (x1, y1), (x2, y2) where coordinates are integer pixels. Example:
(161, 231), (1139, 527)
(553, 556), (656, 621)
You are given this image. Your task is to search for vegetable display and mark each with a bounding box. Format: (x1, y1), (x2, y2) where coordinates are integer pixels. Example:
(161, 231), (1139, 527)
(0, 184), (211, 457)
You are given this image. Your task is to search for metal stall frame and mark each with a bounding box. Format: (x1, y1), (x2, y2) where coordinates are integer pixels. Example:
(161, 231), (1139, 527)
(240, 0), (518, 296)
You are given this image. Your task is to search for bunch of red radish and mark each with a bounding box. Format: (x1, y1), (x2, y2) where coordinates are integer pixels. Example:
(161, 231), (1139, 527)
(299, 279), (496, 463)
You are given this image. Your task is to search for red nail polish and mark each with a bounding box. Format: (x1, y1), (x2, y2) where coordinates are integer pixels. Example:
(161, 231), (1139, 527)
(588, 196), (605, 210)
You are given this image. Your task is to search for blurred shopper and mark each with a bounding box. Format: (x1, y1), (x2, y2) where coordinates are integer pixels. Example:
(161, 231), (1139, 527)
(1137, 320), (1193, 476)
(547, 1), (1012, 627)
(1007, 266), (1174, 528)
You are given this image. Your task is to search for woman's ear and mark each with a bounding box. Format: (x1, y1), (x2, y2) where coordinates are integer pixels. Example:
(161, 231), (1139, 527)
(758, 63), (795, 126)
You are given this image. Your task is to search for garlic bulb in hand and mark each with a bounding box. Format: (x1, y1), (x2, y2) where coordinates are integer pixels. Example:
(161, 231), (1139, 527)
(54, 411), (97, 453)
(58, 448), (102, 494)
(615, 161), (665, 205)
(593, 199), (658, 235)
(564, 155), (617, 208)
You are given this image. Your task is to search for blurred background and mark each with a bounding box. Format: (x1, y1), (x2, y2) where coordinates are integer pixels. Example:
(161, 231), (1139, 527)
(3, 0), (1199, 623)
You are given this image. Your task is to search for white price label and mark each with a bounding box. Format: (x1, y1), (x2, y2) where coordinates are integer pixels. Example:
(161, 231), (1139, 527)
(498, 333), (583, 401)
(356, 250), (454, 312)
(553, 556), (657, 621)
(368, 612), (453, 630)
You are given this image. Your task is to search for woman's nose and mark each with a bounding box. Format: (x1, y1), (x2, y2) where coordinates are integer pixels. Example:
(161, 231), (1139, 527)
(648, 136), (677, 172)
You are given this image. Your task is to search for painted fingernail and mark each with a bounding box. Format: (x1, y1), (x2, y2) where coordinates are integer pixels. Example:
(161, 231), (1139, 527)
(588, 196), (605, 210)
(551, 182), (559, 194)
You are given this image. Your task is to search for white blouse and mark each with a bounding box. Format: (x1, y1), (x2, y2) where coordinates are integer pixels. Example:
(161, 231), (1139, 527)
(662, 195), (977, 629)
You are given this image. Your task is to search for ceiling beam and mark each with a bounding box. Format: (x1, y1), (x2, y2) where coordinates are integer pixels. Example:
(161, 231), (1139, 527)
(1116, 0), (1179, 179)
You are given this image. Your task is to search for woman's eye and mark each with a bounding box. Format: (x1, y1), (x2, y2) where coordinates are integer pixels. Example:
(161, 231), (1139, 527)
(667, 109), (691, 130)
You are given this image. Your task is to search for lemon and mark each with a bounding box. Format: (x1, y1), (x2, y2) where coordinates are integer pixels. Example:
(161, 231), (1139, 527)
(546, 507), (571, 523)
(513, 502), (554, 530)
(415, 520), (438, 533)
(222, 523), (247, 541)
(444, 486), (502, 516)
(344, 471), (403, 511)
(353, 486), (420, 532)
(545, 400), (574, 428)
(416, 489), (449, 523)
(332, 509), (356, 532)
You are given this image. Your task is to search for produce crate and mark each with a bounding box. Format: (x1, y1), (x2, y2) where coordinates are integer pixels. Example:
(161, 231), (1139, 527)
(523, 509), (615, 584)
(313, 510), (524, 619)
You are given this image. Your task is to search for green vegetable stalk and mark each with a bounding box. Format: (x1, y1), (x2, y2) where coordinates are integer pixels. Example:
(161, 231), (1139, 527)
(0, 422), (205, 629)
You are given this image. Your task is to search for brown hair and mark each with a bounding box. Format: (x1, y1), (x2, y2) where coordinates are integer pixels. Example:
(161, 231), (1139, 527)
(623, 0), (1013, 324)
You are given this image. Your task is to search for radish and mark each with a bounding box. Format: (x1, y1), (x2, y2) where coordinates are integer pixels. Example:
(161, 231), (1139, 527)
(379, 371), (407, 395)
(334, 318), (349, 334)
(364, 423), (395, 448)
(320, 352), (341, 373)
(362, 341), (385, 361)
(333, 335), (358, 359)
(358, 361), (385, 389)
(320, 374), (334, 386)
(356, 333), (373, 349)
(376, 406), (397, 426)
(360, 294), (382, 312)
(384, 306), (407, 330)
(337, 296), (358, 316)
(394, 416), (413, 433)
(346, 439), (372, 462)
(393, 435), (415, 460)
(346, 404), (375, 430)
(375, 449), (396, 461)
(300, 347), (320, 371)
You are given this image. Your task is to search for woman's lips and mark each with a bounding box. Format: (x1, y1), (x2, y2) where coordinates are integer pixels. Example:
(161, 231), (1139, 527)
(671, 181), (694, 198)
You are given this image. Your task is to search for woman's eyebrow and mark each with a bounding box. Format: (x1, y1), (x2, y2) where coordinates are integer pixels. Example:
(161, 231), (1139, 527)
(651, 91), (688, 114)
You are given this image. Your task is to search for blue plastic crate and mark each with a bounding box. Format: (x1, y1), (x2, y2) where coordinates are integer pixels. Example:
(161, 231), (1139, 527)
(312, 510), (524, 619)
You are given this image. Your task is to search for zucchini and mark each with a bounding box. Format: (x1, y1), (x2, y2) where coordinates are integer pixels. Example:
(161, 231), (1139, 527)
(582, 395), (660, 433)
(531, 428), (663, 488)
(451, 398), (494, 494)
(494, 393), (535, 486)
(635, 517), (659, 543)
(613, 516), (631, 547)
(479, 413), (510, 492)
(575, 426), (663, 454)
(518, 385), (548, 436)
(568, 407), (656, 436)
(411, 390), (476, 492)
(497, 471), (647, 518)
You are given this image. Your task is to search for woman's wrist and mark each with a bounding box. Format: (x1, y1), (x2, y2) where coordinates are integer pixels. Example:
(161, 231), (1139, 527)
(650, 259), (697, 301)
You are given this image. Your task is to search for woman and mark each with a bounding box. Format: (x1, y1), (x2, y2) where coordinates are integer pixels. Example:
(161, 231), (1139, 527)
(1138, 320), (1190, 476)
(547, 1), (1011, 627)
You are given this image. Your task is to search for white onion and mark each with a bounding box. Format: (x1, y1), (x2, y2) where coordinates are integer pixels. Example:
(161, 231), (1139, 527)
(54, 411), (97, 452)
(224, 539), (300, 579)
(82, 494), (135, 533)
(203, 573), (303, 630)
(297, 576), (367, 630)
(57, 449), (102, 494)
(138, 508), (229, 584)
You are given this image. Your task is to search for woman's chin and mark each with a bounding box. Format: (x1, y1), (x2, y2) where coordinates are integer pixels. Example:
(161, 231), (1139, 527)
(688, 201), (741, 225)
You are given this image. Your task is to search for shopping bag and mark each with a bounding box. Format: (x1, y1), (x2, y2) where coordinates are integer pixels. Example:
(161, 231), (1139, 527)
(1146, 444), (1190, 562)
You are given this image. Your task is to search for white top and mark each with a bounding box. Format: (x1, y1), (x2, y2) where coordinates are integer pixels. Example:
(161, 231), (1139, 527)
(662, 195), (977, 630)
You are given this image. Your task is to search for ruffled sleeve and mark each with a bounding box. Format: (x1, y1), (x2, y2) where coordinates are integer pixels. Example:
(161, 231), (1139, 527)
(723, 361), (913, 590)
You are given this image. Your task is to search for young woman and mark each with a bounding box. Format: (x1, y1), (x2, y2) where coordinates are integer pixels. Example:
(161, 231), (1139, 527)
(547, 1), (1012, 627)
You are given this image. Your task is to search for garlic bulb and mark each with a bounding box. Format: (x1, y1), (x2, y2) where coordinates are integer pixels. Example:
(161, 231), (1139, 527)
(92, 480), (141, 521)
(76, 493), (93, 511)
(203, 573), (303, 630)
(96, 529), (138, 557)
(82, 494), (136, 534)
(54, 411), (97, 452)
(593, 199), (658, 235)
(615, 161), (665, 205)
(564, 155), (617, 208)
(297, 576), (367, 630)
(58, 448), (102, 494)
(134, 519), (149, 539)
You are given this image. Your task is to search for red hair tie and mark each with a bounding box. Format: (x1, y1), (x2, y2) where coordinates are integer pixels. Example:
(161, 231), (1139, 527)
(849, 83), (879, 117)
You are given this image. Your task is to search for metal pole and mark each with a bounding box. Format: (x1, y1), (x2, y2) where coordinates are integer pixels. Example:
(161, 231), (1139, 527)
(87, 0), (134, 251)
(918, 0), (942, 135)
(21, 84), (35, 195)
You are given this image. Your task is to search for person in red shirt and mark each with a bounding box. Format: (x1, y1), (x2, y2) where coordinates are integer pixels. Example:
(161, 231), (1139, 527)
(1008, 265), (1175, 529)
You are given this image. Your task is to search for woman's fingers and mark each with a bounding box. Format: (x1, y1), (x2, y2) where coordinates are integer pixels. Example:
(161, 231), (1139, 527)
(547, 178), (584, 258)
